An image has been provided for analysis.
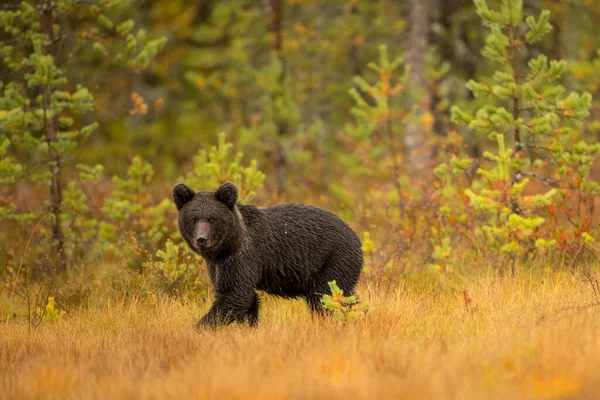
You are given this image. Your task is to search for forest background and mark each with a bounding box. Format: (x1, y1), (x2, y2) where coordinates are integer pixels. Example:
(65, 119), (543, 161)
(3, 1), (600, 398)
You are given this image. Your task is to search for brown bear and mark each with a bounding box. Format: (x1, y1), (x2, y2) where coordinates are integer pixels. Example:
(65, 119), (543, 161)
(173, 182), (363, 329)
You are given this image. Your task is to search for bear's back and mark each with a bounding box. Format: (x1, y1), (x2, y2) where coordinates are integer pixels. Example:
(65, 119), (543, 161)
(238, 203), (362, 296)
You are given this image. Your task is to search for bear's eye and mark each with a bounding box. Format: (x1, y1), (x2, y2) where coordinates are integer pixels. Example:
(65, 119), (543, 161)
(208, 218), (215, 223)
(191, 217), (199, 224)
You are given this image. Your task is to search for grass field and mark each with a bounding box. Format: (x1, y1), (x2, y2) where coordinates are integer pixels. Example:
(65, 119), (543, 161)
(2, 271), (600, 400)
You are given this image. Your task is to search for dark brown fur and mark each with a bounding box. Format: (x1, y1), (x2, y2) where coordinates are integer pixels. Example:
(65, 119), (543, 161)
(173, 182), (363, 329)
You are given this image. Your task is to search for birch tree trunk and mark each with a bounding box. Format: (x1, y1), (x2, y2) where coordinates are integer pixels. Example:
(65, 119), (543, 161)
(405, 0), (433, 172)
(264, 0), (288, 197)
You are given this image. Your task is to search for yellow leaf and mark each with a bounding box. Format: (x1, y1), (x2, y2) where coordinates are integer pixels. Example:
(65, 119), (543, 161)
(195, 76), (206, 87)
(420, 112), (435, 131)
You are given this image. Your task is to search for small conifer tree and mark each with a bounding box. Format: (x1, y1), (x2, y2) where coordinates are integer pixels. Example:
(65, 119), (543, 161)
(321, 280), (367, 323)
(0, 1), (166, 272)
(436, 0), (597, 264)
(180, 132), (266, 204)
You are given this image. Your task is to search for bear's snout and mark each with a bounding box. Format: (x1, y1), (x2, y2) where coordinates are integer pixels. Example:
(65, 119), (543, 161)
(195, 223), (210, 249)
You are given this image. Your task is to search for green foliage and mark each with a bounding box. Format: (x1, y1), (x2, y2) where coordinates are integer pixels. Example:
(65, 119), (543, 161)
(3, 0), (600, 322)
(143, 241), (207, 298)
(102, 156), (173, 259)
(103, 156), (154, 222)
(239, 53), (300, 148)
(572, 50), (600, 137)
(0, 37), (98, 190)
(362, 231), (375, 255)
(432, 237), (453, 262)
(180, 132), (266, 204)
(332, 44), (411, 223)
(37, 296), (65, 323)
(60, 180), (99, 259)
(441, 0), (597, 262)
(321, 281), (367, 323)
(333, 43), (450, 276)
(0, 0), (166, 271)
(345, 44), (409, 141)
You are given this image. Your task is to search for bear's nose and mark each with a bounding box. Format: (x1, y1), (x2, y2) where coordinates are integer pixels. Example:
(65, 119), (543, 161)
(196, 236), (208, 247)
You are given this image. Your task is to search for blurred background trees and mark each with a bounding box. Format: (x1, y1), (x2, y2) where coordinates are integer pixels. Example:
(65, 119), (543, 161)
(2, 0), (600, 317)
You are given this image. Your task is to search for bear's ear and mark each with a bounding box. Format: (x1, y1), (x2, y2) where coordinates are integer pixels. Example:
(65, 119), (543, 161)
(215, 182), (238, 210)
(173, 183), (195, 211)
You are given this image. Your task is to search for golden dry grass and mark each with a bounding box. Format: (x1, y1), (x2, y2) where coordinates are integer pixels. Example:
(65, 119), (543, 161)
(2, 272), (600, 400)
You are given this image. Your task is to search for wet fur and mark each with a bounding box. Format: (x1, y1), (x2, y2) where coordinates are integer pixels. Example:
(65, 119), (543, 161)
(174, 183), (364, 329)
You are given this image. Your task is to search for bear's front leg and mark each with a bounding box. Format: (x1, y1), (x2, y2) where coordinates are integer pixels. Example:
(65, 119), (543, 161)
(246, 292), (260, 327)
(195, 288), (257, 330)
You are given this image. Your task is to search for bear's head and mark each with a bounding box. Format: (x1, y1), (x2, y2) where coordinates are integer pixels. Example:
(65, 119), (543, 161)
(172, 182), (242, 258)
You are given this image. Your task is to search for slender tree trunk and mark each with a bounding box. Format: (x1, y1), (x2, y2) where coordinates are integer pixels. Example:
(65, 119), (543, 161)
(430, 0), (452, 139)
(265, 0), (288, 197)
(41, 1), (66, 273)
(559, 2), (578, 92)
(508, 25), (523, 216)
(404, 0), (433, 171)
(348, 3), (375, 107)
(433, 0), (480, 157)
(348, 4), (361, 79)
